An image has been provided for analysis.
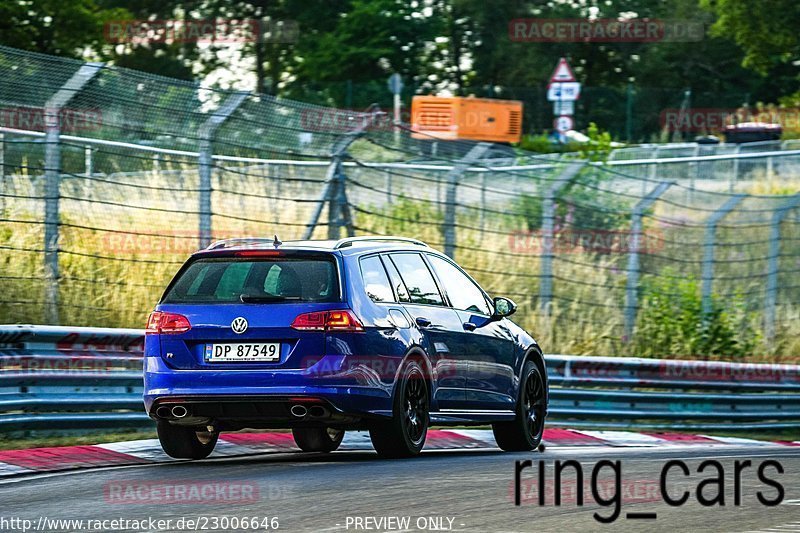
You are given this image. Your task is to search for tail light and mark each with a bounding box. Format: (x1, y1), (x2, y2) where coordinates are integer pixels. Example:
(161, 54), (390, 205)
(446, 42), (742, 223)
(291, 310), (364, 332)
(146, 311), (191, 335)
(234, 250), (283, 257)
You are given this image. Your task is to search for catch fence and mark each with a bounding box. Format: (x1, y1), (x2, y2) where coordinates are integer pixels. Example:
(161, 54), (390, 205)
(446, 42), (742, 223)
(1, 45), (799, 359)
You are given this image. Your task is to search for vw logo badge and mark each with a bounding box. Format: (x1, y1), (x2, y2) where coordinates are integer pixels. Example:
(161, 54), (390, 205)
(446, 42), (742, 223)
(231, 317), (248, 334)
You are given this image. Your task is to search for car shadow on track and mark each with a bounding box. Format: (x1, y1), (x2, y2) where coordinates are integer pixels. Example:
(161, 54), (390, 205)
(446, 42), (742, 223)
(158, 447), (514, 470)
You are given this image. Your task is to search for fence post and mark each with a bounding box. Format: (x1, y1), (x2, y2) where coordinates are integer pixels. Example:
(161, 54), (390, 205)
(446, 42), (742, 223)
(326, 157), (347, 240)
(84, 145), (93, 177)
(436, 173), (443, 215)
(765, 193), (800, 343)
(43, 62), (103, 324)
(623, 181), (674, 341)
(385, 170), (392, 208)
(443, 143), (491, 259)
(303, 114), (381, 240)
(539, 162), (586, 312)
(0, 133), (4, 213)
(701, 194), (746, 318)
(197, 91), (248, 248)
(480, 172), (487, 231)
(731, 144), (741, 191)
(648, 146), (659, 181)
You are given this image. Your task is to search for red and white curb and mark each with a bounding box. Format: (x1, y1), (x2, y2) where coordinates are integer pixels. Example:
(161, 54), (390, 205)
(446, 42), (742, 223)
(0, 429), (796, 478)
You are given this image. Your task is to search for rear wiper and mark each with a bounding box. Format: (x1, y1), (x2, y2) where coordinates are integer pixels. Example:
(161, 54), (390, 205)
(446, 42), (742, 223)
(239, 294), (301, 303)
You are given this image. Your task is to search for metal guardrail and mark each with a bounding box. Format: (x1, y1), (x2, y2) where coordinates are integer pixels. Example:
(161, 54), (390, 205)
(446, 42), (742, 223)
(1, 325), (799, 434)
(5, 125), (800, 173)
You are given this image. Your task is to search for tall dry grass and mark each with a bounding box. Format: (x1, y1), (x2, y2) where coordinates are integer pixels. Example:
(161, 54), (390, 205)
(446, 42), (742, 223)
(1, 162), (798, 363)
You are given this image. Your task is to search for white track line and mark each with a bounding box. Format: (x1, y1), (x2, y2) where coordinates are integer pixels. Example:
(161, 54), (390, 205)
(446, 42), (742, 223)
(571, 430), (666, 446)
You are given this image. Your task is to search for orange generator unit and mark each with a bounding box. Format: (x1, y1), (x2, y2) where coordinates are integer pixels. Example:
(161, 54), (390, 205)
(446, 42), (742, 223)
(410, 95), (523, 143)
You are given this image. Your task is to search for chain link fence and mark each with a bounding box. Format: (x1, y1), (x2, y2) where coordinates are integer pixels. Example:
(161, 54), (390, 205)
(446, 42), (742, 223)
(1, 45), (799, 361)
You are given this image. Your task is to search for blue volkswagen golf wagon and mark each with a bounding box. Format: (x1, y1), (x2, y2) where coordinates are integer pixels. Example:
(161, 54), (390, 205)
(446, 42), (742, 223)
(144, 236), (547, 458)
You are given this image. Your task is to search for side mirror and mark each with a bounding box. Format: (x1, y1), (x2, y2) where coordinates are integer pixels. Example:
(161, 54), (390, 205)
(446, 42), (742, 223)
(492, 296), (517, 318)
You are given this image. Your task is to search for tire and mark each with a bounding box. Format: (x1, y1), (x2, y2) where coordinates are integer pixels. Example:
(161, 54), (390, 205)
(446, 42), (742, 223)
(157, 420), (219, 459)
(292, 427), (345, 452)
(492, 361), (546, 452)
(369, 358), (429, 458)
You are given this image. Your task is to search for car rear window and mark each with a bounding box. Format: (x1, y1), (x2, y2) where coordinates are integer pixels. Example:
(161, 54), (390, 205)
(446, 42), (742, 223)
(162, 256), (339, 303)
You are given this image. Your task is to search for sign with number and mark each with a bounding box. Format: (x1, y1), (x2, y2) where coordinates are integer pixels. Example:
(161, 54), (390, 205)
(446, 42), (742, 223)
(547, 82), (581, 101)
(554, 115), (574, 133)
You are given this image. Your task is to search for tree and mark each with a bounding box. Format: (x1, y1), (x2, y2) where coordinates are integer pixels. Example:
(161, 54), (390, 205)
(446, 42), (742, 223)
(0, 0), (128, 58)
(97, 0), (199, 80)
(703, 0), (800, 74)
(285, 0), (437, 105)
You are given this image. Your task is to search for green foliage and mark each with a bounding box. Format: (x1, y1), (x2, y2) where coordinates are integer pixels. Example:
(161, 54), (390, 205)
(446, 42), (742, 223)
(0, 0), (129, 58)
(517, 134), (581, 154)
(515, 194), (544, 231)
(576, 123), (614, 162)
(558, 185), (628, 233)
(3, 0), (799, 140)
(633, 272), (759, 358)
(514, 162), (628, 235)
(518, 123), (614, 160)
(518, 134), (560, 154)
(704, 0), (799, 74)
(383, 195), (442, 233)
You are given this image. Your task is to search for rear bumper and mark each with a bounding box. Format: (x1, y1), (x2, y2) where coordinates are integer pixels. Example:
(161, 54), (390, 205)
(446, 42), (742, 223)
(143, 355), (393, 418)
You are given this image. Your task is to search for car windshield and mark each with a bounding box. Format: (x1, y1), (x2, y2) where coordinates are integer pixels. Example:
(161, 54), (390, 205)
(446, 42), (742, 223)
(162, 256), (340, 303)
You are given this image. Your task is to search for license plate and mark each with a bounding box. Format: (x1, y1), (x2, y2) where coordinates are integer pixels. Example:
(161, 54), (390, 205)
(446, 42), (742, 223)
(205, 343), (280, 362)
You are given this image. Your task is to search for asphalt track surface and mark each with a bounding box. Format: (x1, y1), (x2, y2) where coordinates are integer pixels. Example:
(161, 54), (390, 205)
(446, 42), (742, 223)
(0, 444), (798, 533)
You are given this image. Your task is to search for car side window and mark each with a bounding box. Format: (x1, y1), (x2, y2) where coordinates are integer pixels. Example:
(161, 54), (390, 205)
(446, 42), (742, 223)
(359, 255), (394, 302)
(381, 256), (411, 302)
(389, 253), (444, 306)
(427, 255), (492, 315)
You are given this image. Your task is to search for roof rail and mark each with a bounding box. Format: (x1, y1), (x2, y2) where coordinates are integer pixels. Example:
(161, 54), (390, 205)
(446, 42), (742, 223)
(334, 236), (429, 249)
(206, 237), (276, 250)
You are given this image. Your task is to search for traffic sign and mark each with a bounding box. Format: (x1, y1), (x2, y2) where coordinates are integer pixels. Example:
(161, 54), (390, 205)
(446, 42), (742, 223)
(547, 82), (581, 101)
(387, 73), (404, 95)
(553, 100), (574, 115)
(554, 115), (574, 133)
(550, 57), (576, 82)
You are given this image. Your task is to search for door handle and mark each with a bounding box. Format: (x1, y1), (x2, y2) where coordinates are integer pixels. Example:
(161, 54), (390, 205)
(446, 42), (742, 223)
(462, 322), (477, 331)
(415, 317), (432, 328)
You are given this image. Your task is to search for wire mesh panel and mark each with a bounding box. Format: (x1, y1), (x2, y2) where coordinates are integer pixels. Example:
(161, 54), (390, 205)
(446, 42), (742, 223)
(0, 45), (799, 361)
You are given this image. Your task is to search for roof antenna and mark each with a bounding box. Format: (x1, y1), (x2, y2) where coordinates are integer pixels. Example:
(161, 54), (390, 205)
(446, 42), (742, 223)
(273, 234), (282, 248)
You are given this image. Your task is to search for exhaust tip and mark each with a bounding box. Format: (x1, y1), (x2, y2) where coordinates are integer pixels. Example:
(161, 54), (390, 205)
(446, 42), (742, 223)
(171, 405), (189, 418)
(308, 405), (328, 418)
(290, 404), (308, 418)
(155, 406), (172, 419)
